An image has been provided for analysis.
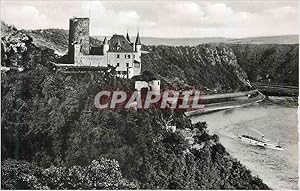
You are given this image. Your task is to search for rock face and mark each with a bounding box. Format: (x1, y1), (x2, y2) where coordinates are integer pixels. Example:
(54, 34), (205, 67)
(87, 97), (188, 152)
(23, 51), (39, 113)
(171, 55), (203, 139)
(227, 44), (299, 86)
(26, 29), (69, 55)
(1, 22), (32, 67)
(142, 45), (251, 93)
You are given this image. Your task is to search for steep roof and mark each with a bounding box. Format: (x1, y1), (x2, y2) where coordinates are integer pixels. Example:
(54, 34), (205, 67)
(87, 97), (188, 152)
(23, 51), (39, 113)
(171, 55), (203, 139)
(108, 34), (133, 52)
(126, 32), (131, 42)
(103, 37), (108, 44)
(135, 32), (141, 45)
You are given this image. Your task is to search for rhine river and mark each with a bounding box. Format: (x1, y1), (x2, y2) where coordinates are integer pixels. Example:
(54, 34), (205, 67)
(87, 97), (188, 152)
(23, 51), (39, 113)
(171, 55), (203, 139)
(190, 104), (298, 190)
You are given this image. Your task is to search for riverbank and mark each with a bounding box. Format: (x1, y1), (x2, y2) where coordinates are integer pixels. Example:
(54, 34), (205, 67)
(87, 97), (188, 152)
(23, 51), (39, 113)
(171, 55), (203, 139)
(189, 104), (298, 190)
(263, 96), (298, 107)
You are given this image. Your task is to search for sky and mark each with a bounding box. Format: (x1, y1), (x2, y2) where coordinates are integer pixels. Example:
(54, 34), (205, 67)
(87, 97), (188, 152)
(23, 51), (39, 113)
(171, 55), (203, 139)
(1, 0), (299, 38)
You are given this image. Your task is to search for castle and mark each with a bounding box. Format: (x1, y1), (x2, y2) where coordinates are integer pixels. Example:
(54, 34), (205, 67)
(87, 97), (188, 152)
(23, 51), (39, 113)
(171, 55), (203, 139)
(67, 17), (142, 79)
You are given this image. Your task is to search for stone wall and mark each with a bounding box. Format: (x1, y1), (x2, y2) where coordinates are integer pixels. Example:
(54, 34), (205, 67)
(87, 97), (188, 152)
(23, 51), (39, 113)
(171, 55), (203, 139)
(76, 55), (107, 67)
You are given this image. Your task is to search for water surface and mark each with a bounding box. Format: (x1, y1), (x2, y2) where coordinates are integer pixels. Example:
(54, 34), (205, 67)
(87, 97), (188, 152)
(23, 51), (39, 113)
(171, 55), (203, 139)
(190, 104), (298, 190)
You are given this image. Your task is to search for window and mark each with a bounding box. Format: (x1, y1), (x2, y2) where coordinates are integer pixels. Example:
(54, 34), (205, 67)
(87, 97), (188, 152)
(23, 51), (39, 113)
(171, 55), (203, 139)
(128, 55), (131, 59)
(134, 63), (140, 68)
(126, 63), (129, 67)
(116, 63), (120, 67)
(133, 55), (135, 58)
(122, 71), (127, 75)
(117, 71), (121, 75)
(125, 54), (131, 59)
(117, 54), (120, 58)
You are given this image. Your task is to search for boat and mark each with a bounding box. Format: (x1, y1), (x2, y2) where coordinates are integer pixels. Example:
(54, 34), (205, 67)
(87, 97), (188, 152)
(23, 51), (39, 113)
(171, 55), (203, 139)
(238, 134), (284, 151)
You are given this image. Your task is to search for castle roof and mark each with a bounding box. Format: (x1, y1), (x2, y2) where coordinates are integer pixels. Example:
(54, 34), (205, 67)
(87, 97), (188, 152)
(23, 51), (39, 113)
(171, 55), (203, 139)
(108, 34), (133, 52)
(90, 46), (104, 55)
(135, 32), (141, 45)
(103, 37), (108, 44)
(126, 32), (131, 42)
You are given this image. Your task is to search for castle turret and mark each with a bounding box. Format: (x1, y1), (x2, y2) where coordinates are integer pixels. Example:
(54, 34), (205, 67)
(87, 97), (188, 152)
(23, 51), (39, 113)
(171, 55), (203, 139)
(135, 32), (142, 62)
(103, 37), (109, 54)
(126, 31), (131, 42)
(135, 31), (141, 52)
(68, 17), (90, 62)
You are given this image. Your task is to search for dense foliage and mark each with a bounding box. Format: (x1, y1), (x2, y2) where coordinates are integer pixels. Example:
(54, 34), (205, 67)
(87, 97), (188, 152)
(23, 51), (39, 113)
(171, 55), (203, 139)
(1, 158), (135, 189)
(227, 44), (299, 86)
(142, 45), (251, 93)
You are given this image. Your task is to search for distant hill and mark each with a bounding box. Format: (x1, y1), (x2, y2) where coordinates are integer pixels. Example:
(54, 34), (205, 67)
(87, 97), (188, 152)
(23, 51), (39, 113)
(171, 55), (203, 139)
(94, 35), (299, 46)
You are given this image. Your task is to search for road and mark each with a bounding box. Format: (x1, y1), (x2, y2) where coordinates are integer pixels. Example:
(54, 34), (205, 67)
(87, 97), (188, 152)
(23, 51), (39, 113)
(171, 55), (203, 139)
(252, 83), (298, 96)
(184, 90), (265, 117)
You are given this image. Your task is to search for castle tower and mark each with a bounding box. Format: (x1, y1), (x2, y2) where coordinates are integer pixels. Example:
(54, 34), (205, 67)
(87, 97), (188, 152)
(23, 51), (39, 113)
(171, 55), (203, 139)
(135, 31), (141, 53)
(74, 43), (81, 65)
(68, 17), (90, 62)
(135, 31), (142, 61)
(103, 37), (109, 54)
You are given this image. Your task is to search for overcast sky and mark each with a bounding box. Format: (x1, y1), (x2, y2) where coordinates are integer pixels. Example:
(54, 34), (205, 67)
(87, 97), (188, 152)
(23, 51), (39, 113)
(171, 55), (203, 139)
(1, 0), (299, 38)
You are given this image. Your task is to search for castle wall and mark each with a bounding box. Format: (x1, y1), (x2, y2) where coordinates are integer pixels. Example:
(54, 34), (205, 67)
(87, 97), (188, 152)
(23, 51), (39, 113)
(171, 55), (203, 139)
(68, 18), (90, 61)
(107, 52), (134, 70)
(135, 81), (149, 91)
(134, 80), (161, 92)
(107, 52), (141, 77)
(76, 55), (107, 67)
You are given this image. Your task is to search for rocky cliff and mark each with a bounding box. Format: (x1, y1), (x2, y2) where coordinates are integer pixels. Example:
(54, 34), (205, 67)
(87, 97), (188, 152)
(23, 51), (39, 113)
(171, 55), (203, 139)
(227, 44), (298, 86)
(142, 45), (251, 92)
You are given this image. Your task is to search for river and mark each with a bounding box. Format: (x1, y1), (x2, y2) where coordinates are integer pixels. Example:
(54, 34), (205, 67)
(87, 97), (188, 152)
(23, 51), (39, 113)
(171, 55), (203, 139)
(189, 104), (298, 190)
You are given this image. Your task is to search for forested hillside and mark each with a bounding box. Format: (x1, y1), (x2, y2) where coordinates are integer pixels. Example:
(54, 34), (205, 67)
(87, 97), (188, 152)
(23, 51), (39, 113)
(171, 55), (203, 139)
(227, 44), (299, 86)
(1, 22), (269, 189)
(3, 21), (297, 88)
(141, 45), (250, 92)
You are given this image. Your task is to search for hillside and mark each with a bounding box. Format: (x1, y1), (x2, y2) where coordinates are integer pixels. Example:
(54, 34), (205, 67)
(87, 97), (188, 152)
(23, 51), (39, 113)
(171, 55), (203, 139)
(141, 45), (250, 92)
(94, 34), (299, 46)
(227, 44), (299, 86)
(2, 21), (298, 89)
(24, 29), (69, 55)
(1, 22), (269, 189)
(1, 21), (251, 93)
